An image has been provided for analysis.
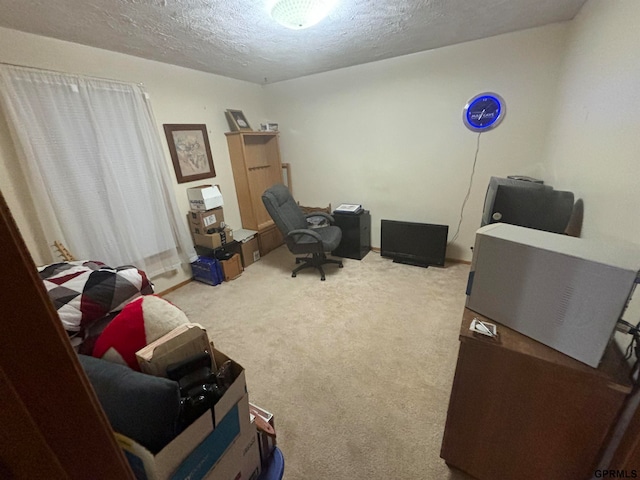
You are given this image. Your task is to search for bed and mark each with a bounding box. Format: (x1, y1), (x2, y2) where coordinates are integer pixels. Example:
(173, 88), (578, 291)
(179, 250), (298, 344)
(38, 259), (154, 354)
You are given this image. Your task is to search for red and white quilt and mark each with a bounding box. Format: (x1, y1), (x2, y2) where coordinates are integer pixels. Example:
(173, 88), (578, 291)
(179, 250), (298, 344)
(38, 261), (154, 333)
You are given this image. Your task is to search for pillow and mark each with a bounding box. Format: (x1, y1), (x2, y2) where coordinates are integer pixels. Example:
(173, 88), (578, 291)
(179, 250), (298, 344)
(78, 354), (181, 454)
(77, 312), (119, 356)
(92, 295), (189, 370)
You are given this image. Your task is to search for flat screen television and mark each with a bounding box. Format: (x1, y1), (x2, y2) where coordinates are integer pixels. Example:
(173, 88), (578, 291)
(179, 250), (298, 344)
(380, 220), (448, 268)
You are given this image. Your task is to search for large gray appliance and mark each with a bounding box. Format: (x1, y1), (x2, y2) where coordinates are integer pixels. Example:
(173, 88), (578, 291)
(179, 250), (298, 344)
(466, 223), (640, 367)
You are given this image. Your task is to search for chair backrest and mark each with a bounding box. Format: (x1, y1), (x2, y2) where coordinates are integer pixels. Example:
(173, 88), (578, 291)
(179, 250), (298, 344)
(262, 184), (308, 235)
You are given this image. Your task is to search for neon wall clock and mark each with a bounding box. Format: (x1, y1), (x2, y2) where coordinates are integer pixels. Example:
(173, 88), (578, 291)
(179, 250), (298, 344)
(463, 93), (506, 132)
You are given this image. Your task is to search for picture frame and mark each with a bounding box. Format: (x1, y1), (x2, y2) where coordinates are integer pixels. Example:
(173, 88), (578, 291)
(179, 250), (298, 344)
(225, 109), (253, 132)
(163, 124), (216, 184)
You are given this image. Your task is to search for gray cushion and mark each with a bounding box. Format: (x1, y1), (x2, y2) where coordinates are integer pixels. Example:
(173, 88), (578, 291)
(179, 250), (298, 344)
(262, 184), (308, 232)
(296, 224), (341, 249)
(78, 354), (182, 454)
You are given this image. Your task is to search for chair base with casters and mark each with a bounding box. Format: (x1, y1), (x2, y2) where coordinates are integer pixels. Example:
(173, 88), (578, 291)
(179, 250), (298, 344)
(293, 252), (343, 281)
(262, 183), (344, 281)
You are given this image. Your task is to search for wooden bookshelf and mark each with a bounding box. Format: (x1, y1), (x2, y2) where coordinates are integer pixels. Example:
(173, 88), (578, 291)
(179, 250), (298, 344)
(226, 132), (284, 255)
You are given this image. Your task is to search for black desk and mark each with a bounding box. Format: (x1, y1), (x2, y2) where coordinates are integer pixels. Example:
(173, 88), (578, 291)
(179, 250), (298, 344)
(332, 210), (371, 260)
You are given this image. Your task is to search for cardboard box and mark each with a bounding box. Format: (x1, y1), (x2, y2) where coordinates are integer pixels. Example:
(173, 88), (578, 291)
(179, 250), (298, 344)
(221, 253), (243, 281)
(240, 237), (260, 268)
(193, 228), (233, 250)
(230, 229), (260, 268)
(117, 348), (247, 480)
(135, 324), (213, 377)
(188, 185), (224, 211)
(188, 207), (225, 235)
(175, 394), (256, 480)
(203, 400), (261, 480)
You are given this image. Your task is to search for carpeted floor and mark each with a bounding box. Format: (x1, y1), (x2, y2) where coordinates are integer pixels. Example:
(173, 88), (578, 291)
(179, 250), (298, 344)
(164, 246), (476, 480)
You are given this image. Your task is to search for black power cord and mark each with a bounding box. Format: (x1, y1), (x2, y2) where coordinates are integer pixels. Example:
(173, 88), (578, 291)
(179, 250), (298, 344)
(617, 275), (640, 385)
(450, 132), (482, 245)
(630, 346), (640, 387)
(618, 319), (640, 386)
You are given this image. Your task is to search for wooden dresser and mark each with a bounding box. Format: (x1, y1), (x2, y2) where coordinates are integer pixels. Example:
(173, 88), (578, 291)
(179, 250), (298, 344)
(440, 308), (633, 480)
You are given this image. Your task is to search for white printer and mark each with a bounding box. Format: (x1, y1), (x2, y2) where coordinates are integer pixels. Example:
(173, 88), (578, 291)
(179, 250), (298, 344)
(466, 223), (640, 367)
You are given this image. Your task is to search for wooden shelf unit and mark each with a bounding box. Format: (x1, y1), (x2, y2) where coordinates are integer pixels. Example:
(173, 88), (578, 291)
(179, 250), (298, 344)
(226, 132), (284, 255)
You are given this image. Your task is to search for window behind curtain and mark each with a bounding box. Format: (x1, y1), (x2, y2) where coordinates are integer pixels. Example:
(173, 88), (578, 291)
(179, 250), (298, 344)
(0, 66), (196, 276)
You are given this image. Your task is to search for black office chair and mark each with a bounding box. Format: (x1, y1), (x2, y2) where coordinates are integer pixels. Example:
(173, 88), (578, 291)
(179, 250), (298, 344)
(262, 184), (343, 281)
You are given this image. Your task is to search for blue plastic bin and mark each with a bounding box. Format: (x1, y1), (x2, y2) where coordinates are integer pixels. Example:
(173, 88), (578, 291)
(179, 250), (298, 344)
(191, 256), (223, 285)
(258, 447), (284, 480)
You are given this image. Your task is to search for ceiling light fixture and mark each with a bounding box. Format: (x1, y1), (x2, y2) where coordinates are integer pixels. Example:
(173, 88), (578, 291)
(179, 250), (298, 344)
(269, 0), (339, 30)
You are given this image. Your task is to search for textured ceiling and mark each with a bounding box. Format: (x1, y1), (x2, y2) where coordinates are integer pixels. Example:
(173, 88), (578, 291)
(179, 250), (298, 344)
(0, 0), (587, 84)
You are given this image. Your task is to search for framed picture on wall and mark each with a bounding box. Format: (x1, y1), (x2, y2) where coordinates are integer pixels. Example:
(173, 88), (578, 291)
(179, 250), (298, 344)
(225, 109), (253, 131)
(163, 124), (216, 184)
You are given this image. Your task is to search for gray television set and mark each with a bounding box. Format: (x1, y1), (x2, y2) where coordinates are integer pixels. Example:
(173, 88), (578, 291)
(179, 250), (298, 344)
(481, 176), (574, 234)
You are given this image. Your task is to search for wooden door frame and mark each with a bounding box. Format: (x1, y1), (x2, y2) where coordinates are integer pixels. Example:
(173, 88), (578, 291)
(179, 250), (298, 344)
(0, 190), (133, 479)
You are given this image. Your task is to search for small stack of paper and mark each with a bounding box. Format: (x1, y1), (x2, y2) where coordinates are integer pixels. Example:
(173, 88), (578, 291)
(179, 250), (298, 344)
(335, 203), (363, 213)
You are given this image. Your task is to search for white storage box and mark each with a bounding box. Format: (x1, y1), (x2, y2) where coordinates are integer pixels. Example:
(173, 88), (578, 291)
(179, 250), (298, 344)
(466, 223), (640, 367)
(188, 185), (224, 211)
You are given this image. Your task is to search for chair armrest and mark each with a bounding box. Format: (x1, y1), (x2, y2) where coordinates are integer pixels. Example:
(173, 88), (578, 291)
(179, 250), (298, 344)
(287, 228), (323, 244)
(305, 212), (335, 224)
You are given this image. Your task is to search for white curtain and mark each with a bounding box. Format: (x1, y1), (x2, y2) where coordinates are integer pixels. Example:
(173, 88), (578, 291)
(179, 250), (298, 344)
(0, 65), (197, 277)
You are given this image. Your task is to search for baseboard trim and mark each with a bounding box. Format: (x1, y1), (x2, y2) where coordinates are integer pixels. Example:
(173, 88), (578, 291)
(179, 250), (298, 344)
(369, 247), (470, 265)
(446, 258), (471, 265)
(157, 278), (192, 297)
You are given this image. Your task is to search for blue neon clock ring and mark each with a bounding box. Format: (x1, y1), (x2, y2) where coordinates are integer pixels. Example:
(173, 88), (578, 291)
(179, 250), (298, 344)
(463, 93), (506, 132)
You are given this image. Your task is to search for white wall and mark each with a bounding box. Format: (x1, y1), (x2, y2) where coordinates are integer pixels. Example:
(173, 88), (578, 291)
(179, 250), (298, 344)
(542, 0), (640, 361)
(544, 0), (640, 246)
(0, 27), (267, 292)
(2, 2), (637, 287)
(263, 24), (570, 261)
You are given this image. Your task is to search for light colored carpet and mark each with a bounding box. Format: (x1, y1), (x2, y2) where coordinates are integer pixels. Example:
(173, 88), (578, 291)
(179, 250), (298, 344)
(164, 246), (475, 480)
